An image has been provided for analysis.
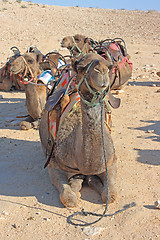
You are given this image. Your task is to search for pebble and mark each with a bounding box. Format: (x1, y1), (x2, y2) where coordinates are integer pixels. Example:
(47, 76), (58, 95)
(116, 89), (125, 94)
(154, 200), (160, 209)
(2, 211), (8, 216)
(0, 95), (4, 99)
(157, 89), (160, 93)
(82, 227), (104, 236)
(147, 129), (154, 133)
(43, 217), (50, 221)
(152, 84), (156, 87)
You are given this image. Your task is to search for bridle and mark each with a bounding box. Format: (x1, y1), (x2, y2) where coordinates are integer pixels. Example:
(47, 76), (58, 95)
(17, 56), (36, 85)
(70, 37), (86, 59)
(77, 60), (110, 107)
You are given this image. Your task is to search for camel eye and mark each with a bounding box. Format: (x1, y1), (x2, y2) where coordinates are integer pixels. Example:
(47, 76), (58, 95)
(94, 68), (100, 73)
(27, 59), (34, 64)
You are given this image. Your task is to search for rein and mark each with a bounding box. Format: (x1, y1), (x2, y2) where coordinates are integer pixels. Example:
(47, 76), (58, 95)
(67, 99), (136, 226)
(77, 60), (110, 107)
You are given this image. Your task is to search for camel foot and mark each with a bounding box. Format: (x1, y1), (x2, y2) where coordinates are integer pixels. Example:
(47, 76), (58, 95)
(101, 188), (117, 204)
(20, 116), (40, 130)
(86, 175), (104, 195)
(60, 184), (77, 208)
(69, 175), (84, 199)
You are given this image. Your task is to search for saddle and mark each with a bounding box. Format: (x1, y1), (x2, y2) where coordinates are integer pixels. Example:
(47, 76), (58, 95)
(93, 38), (133, 90)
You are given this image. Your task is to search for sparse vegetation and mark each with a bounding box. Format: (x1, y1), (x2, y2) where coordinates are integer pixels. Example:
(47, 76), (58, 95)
(2, 8), (7, 11)
(16, 0), (22, 3)
(2, 0), (8, 2)
(21, 5), (27, 8)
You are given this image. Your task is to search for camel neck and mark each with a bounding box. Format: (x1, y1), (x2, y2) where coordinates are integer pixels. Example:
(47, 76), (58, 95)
(79, 101), (107, 174)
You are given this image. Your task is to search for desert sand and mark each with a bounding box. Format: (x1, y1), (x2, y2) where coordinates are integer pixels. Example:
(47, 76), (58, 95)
(0, 1), (160, 239)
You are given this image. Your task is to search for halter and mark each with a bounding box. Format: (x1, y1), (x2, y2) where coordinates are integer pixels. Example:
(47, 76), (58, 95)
(70, 37), (86, 58)
(18, 56), (36, 85)
(77, 60), (110, 107)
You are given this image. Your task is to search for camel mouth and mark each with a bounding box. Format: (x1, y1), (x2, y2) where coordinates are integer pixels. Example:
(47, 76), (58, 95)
(61, 41), (66, 47)
(91, 80), (109, 92)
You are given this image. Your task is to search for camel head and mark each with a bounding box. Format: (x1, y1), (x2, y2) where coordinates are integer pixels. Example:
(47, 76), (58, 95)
(61, 34), (93, 59)
(10, 52), (42, 83)
(72, 53), (113, 105)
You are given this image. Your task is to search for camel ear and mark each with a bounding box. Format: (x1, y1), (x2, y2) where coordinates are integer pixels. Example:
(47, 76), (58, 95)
(107, 92), (121, 109)
(37, 53), (43, 63)
(84, 37), (90, 43)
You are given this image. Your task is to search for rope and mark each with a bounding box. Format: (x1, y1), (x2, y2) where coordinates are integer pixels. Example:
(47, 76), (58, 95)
(67, 99), (136, 226)
(70, 37), (86, 58)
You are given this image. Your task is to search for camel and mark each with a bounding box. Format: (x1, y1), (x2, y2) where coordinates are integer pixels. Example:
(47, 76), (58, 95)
(10, 52), (47, 130)
(39, 53), (119, 207)
(0, 47), (25, 91)
(10, 50), (68, 130)
(61, 35), (133, 90)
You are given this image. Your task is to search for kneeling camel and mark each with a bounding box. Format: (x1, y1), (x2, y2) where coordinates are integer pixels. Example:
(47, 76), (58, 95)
(39, 53), (119, 207)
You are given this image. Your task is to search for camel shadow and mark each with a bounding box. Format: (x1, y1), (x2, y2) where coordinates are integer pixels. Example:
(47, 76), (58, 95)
(134, 148), (160, 165)
(0, 95), (28, 130)
(133, 120), (160, 142)
(0, 137), (103, 208)
(129, 120), (160, 166)
(0, 137), (64, 208)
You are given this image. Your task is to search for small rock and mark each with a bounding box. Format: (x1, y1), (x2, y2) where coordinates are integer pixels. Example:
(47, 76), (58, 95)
(82, 227), (104, 236)
(154, 200), (160, 209)
(157, 72), (160, 77)
(35, 212), (41, 215)
(135, 51), (141, 54)
(147, 129), (154, 133)
(12, 224), (17, 229)
(2, 211), (8, 216)
(116, 89), (125, 94)
(0, 95), (3, 99)
(157, 89), (160, 93)
(151, 84), (156, 87)
(43, 217), (50, 221)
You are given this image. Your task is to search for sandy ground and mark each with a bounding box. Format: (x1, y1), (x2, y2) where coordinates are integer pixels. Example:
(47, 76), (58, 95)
(0, 1), (160, 239)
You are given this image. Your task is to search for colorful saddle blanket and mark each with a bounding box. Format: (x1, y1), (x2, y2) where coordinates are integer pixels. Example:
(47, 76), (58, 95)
(49, 92), (80, 139)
